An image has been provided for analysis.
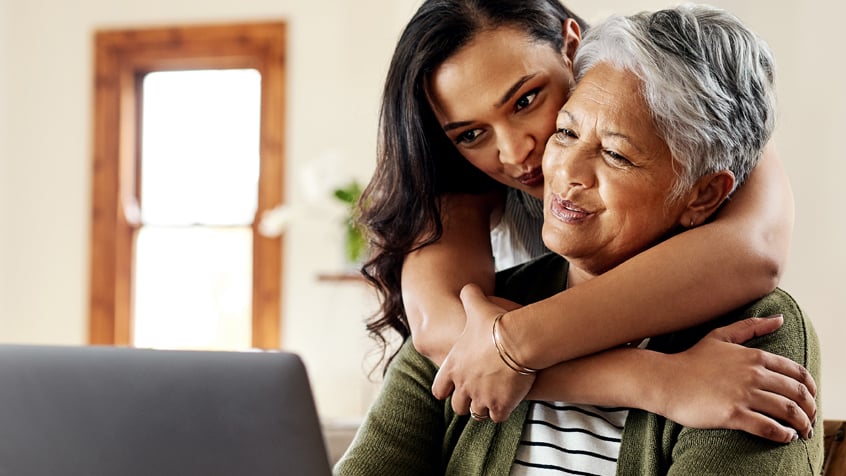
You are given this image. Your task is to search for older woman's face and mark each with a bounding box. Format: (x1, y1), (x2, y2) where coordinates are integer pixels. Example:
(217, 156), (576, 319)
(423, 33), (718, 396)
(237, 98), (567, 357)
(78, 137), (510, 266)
(427, 27), (575, 199)
(542, 62), (687, 280)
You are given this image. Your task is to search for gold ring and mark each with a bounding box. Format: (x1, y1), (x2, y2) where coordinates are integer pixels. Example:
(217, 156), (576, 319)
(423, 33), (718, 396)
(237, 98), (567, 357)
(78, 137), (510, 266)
(470, 408), (490, 421)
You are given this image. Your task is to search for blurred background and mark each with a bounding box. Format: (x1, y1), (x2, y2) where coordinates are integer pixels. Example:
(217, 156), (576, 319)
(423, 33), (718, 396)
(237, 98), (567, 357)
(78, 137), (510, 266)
(0, 0), (843, 428)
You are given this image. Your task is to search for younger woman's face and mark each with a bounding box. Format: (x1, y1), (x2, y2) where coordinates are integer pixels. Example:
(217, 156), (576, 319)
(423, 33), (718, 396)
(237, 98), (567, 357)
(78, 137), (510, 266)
(427, 26), (576, 199)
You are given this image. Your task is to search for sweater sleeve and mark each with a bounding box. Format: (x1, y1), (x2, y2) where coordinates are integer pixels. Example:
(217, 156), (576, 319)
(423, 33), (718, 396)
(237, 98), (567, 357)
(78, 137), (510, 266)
(333, 340), (446, 476)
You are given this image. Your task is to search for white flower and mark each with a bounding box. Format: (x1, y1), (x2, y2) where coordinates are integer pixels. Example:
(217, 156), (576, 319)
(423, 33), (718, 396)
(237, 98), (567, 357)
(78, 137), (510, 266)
(299, 149), (356, 209)
(257, 205), (292, 238)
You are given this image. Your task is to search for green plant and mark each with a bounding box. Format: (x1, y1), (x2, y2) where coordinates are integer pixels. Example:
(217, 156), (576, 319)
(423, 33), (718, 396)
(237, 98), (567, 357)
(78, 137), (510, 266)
(333, 181), (367, 264)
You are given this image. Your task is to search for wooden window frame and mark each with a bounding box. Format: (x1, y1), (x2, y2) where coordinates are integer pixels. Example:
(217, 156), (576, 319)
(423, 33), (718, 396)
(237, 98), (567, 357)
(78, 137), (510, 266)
(89, 22), (286, 349)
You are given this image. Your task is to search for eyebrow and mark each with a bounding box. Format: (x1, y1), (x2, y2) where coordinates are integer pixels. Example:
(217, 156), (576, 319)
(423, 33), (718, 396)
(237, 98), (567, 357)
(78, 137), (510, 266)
(558, 110), (646, 155)
(495, 73), (536, 108)
(442, 73), (538, 132)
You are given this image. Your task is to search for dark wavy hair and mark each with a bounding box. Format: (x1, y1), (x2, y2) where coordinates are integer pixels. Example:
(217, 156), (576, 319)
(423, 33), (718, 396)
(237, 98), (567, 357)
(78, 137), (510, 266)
(358, 0), (587, 371)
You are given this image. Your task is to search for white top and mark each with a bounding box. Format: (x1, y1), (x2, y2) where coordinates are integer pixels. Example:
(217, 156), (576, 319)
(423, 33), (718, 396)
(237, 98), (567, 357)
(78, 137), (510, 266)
(490, 189), (549, 270)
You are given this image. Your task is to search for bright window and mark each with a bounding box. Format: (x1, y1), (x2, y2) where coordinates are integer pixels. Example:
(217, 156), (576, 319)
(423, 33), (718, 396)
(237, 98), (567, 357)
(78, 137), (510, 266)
(133, 69), (261, 350)
(89, 23), (286, 350)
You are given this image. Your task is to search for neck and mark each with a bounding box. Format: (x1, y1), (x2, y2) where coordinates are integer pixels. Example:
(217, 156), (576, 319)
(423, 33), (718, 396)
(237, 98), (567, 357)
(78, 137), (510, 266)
(565, 265), (596, 289)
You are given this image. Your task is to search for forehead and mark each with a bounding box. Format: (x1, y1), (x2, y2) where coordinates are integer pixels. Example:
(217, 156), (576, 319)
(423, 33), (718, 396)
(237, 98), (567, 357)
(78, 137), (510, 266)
(427, 27), (562, 119)
(563, 63), (654, 134)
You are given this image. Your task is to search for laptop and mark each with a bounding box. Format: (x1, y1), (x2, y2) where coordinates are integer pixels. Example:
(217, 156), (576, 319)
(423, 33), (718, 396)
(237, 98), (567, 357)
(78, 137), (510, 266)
(0, 344), (332, 476)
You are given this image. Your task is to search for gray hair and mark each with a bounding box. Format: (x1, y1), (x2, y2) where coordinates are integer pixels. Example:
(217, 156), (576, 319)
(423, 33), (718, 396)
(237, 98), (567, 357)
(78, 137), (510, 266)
(573, 4), (776, 202)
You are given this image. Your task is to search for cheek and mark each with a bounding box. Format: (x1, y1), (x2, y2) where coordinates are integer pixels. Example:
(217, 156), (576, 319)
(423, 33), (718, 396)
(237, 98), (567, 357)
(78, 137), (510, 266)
(462, 149), (501, 177)
(603, 184), (655, 225)
(606, 187), (674, 242)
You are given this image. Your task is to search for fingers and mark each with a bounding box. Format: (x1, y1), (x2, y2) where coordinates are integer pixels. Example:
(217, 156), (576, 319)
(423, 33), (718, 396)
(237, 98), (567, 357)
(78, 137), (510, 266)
(726, 408), (800, 444)
(458, 283), (485, 308)
(488, 400), (519, 423)
(747, 389), (813, 440)
(708, 315), (783, 344)
(443, 391), (518, 424)
(727, 348), (816, 439)
(431, 362), (455, 400)
(469, 406), (490, 422)
(761, 350), (817, 399)
(706, 316), (817, 433)
(757, 353), (817, 433)
(449, 389), (471, 416)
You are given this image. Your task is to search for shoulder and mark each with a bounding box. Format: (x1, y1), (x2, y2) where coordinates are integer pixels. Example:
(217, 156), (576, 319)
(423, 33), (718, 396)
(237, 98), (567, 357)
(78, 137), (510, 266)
(623, 287), (823, 474)
(648, 288), (818, 365)
(737, 288), (819, 369)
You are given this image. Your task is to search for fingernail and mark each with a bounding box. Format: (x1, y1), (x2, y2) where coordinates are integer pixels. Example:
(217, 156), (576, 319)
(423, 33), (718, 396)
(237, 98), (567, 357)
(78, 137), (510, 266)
(791, 431), (799, 442)
(808, 428), (814, 440)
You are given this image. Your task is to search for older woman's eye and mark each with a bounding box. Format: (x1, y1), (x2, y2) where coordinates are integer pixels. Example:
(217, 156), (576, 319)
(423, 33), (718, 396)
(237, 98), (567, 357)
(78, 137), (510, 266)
(555, 128), (576, 139)
(515, 89), (540, 111)
(604, 149), (633, 166)
(455, 128), (483, 145)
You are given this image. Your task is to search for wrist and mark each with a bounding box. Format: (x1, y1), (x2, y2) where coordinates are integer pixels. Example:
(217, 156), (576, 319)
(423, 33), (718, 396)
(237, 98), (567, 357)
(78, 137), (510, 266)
(503, 304), (565, 370)
(595, 348), (674, 414)
(492, 312), (539, 375)
(639, 351), (677, 417)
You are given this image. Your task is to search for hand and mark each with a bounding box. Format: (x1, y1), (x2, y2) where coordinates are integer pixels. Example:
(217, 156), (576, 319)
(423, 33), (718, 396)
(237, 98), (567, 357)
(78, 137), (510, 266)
(658, 315), (816, 443)
(431, 284), (534, 422)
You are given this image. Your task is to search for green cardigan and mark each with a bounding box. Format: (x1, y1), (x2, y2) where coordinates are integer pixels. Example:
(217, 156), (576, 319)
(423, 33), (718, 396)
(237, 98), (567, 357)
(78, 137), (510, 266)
(335, 254), (823, 475)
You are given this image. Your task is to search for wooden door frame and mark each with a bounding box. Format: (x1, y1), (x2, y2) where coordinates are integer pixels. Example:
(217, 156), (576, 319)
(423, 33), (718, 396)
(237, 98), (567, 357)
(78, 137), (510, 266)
(89, 22), (286, 348)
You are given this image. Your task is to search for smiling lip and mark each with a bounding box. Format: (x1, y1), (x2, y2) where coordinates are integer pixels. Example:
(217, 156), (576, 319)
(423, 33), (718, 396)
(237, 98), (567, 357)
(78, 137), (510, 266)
(550, 197), (592, 223)
(517, 168), (544, 187)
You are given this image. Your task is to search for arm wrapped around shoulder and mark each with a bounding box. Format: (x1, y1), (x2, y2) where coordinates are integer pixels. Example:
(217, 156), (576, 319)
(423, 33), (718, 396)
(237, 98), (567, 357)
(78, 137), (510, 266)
(619, 288), (824, 475)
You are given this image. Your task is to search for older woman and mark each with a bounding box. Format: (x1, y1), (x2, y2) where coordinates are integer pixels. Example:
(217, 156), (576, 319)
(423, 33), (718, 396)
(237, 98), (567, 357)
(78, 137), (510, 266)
(337, 5), (822, 475)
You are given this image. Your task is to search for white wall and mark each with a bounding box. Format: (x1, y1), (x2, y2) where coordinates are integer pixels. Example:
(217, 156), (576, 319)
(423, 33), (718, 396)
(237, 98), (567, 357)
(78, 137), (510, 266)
(0, 0), (844, 421)
(0, 1), (9, 314)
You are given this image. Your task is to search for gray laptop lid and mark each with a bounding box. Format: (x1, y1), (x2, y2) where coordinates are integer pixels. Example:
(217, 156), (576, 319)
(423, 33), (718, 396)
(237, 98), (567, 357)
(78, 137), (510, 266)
(0, 344), (331, 476)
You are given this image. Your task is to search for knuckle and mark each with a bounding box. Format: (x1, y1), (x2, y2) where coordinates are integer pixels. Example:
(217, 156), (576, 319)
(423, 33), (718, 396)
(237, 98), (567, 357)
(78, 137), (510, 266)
(761, 424), (784, 443)
(748, 366), (767, 384)
(797, 364), (811, 383)
(785, 401), (800, 418)
(796, 382), (810, 401)
(724, 405), (743, 422)
(749, 348), (768, 366)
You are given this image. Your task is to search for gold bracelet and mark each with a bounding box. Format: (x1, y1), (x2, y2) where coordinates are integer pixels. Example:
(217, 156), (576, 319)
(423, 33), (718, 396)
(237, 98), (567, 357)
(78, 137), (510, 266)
(491, 312), (538, 376)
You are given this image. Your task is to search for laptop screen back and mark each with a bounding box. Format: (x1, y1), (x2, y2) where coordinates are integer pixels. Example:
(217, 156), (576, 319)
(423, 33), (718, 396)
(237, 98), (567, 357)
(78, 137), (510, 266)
(0, 344), (331, 476)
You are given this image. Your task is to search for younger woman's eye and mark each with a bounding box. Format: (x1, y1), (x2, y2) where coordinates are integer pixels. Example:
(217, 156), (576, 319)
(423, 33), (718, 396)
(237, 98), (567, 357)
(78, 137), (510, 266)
(515, 89), (540, 111)
(455, 128), (483, 145)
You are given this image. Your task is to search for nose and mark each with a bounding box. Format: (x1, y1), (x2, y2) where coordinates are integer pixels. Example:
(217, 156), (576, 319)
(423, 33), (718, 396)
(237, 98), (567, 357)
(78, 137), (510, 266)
(543, 141), (595, 189)
(498, 127), (535, 166)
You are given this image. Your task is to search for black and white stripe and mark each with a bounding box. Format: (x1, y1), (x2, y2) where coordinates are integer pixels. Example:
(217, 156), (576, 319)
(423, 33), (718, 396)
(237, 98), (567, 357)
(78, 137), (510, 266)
(509, 402), (628, 476)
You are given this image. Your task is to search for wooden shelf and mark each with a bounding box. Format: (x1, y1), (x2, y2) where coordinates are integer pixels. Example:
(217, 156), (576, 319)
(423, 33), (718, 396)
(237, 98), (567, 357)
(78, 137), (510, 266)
(317, 272), (366, 283)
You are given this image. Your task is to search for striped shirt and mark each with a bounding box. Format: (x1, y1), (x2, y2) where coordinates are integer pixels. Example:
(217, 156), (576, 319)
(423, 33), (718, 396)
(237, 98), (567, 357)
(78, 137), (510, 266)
(510, 402), (628, 476)
(491, 189), (549, 270)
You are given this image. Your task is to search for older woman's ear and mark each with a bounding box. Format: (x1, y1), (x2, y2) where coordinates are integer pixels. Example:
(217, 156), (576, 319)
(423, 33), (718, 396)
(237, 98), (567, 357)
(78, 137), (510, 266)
(681, 171), (736, 228)
(560, 18), (581, 67)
